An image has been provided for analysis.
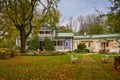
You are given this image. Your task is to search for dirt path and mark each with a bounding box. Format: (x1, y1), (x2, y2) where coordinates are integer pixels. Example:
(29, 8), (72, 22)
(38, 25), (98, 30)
(80, 55), (118, 80)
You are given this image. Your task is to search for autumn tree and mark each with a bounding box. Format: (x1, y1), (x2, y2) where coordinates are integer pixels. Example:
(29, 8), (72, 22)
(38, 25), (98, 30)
(106, 0), (120, 33)
(40, 9), (60, 30)
(58, 25), (72, 32)
(0, 0), (59, 53)
(0, 10), (19, 48)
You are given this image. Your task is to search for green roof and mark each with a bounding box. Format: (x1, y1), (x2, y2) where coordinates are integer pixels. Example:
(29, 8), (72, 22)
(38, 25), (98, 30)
(57, 33), (73, 37)
(74, 34), (120, 39)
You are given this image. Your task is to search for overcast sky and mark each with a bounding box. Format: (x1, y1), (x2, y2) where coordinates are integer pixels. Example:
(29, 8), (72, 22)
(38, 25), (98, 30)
(58, 0), (111, 19)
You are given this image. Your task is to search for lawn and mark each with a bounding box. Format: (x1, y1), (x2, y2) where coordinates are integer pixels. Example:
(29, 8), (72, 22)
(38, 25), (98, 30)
(0, 54), (82, 80)
(90, 53), (120, 79)
(0, 53), (120, 80)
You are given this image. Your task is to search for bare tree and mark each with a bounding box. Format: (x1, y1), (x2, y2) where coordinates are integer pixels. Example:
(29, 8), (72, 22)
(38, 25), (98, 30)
(77, 14), (107, 35)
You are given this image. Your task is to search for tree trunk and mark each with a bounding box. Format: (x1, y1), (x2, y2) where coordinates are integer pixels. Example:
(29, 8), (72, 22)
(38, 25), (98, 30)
(20, 28), (27, 53)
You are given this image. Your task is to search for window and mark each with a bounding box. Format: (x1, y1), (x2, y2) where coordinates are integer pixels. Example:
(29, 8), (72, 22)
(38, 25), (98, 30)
(106, 42), (109, 47)
(58, 41), (63, 46)
(46, 31), (51, 34)
(40, 31), (44, 34)
(88, 42), (91, 47)
(65, 42), (68, 46)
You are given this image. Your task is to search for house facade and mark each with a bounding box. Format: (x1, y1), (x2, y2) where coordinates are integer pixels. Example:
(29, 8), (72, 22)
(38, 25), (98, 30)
(16, 26), (120, 53)
(73, 34), (120, 53)
(38, 26), (73, 51)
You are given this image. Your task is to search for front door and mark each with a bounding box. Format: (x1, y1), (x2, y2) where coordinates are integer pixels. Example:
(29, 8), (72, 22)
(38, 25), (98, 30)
(40, 41), (44, 51)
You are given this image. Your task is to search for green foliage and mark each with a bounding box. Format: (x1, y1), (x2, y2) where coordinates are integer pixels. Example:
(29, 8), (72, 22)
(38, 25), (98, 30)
(109, 0), (120, 12)
(89, 24), (106, 34)
(74, 43), (90, 53)
(0, 48), (18, 59)
(44, 37), (55, 51)
(39, 51), (67, 56)
(41, 9), (60, 29)
(58, 26), (72, 32)
(0, 40), (9, 48)
(77, 43), (86, 50)
(28, 35), (39, 51)
(107, 0), (120, 33)
(74, 49), (82, 53)
(0, 0), (59, 53)
(14, 46), (20, 50)
(21, 51), (39, 56)
(77, 14), (107, 35)
(114, 56), (120, 72)
(106, 13), (120, 33)
(82, 49), (90, 53)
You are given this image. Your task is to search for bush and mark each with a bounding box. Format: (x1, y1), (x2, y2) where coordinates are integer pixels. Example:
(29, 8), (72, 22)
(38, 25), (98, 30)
(44, 37), (55, 51)
(21, 51), (40, 56)
(77, 43), (86, 50)
(99, 50), (108, 54)
(0, 50), (8, 59)
(52, 51), (67, 56)
(39, 51), (67, 56)
(28, 35), (39, 51)
(14, 46), (20, 50)
(74, 48), (90, 53)
(114, 56), (120, 72)
(0, 48), (18, 59)
(82, 49), (90, 53)
(74, 49), (82, 53)
(74, 43), (90, 53)
(39, 51), (52, 56)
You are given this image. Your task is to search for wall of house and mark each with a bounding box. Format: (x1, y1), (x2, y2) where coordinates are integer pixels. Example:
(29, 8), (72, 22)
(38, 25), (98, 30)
(108, 39), (120, 53)
(16, 38), (21, 46)
(73, 38), (120, 53)
(52, 30), (56, 39)
(54, 40), (64, 51)
(73, 39), (98, 52)
(16, 26), (120, 53)
(64, 38), (72, 51)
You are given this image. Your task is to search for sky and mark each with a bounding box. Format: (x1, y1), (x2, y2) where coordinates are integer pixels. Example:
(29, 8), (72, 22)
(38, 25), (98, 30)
(58, 0), (111, 20)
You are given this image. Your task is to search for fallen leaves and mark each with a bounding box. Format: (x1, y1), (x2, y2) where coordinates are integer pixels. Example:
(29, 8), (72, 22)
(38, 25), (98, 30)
(0, 55), (81, 80)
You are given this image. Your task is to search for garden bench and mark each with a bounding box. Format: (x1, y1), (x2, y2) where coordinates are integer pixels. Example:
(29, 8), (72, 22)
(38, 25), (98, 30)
(101, 55), (109, 63)
(71, 55), (78, 64)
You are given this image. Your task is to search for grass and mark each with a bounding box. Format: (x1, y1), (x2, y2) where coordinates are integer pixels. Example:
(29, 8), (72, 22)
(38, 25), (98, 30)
(0, 53), (120, 80)
(0, 54), (82, 80)
(90, 53), (120, 79)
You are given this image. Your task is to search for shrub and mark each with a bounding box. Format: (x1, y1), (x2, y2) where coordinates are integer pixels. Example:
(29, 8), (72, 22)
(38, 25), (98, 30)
(74, 49), (82, 53)
(39, 51), (67, 56)
(74, 43), (90, 53)
(28, 35), (39, 51)
(99, 50), (108, 54)
(14, 46), (20, 50)
(39, 51), (52, 56)
(52, 51), (67, 56)
(77, 43), (86, 50)
(0, 48), (18, 59)
(82, 49), (90, 53)
(114, 56), (120, 72)
(0, 50), (8, 59)
(44, 37), (55, 51)
(21, 51), (40, 56)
